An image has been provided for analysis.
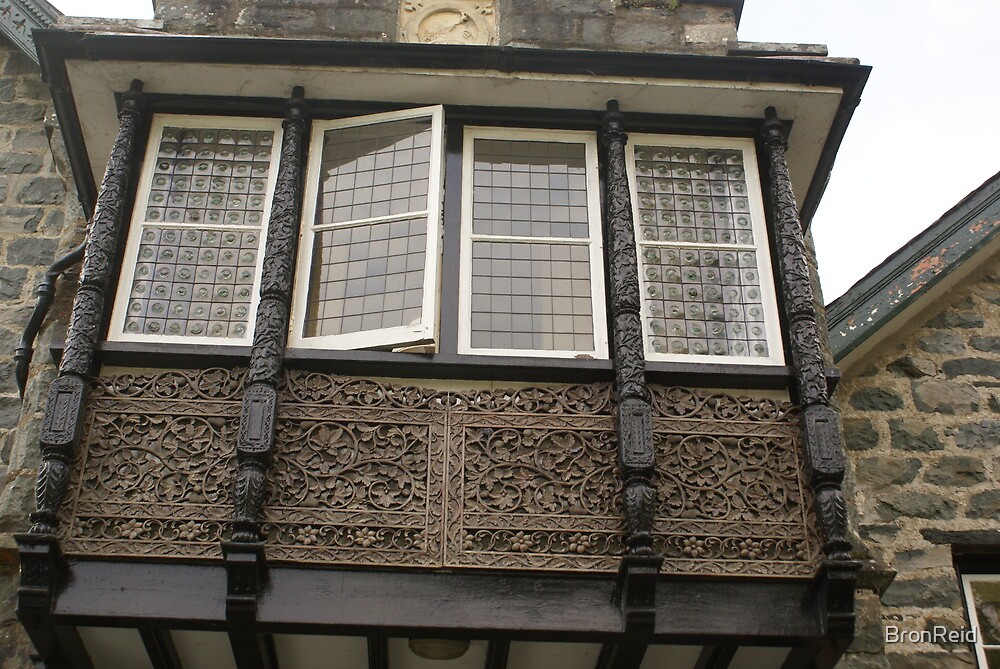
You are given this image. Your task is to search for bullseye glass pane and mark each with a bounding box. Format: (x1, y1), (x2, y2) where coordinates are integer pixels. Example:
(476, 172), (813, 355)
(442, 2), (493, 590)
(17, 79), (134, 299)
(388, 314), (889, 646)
(122, 121), (277, 340)
(634, 143), (769, 359)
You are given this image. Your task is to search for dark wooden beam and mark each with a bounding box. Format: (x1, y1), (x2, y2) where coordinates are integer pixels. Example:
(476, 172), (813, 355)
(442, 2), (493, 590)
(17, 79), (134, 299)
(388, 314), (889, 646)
(694, 645), (737, 669)
(484, 640), (509, 669)
(367, 636), (388, 669)
(229, 633), (277, 669)
(780, 646), (818, 669)
(139, 629), (182, 669)
(53, 560), (827, 643)
(53, 626), (94, 669)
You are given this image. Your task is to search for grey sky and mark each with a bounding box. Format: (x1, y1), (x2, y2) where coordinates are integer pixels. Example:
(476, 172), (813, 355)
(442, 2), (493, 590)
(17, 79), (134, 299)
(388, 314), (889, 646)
(48, 0), (1000, 301)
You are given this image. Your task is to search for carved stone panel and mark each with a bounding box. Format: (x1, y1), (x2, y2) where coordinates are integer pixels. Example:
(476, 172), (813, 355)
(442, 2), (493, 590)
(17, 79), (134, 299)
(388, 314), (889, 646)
(60, 369), (820, 577)
(399, 0), (496, 45)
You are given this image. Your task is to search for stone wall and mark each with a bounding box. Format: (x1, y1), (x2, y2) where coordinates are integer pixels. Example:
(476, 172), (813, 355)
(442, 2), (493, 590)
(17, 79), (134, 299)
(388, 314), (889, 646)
(151, 0), (737, 54)
(837, 252), (1000, 668)
(0, 42), (81, 669)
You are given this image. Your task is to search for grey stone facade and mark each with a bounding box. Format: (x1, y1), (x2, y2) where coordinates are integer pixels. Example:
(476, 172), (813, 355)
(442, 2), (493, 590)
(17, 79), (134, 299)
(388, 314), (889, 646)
(837, 255), (1000, 668)
(0, 42), (81, 669)
(152, 0), (737, 54)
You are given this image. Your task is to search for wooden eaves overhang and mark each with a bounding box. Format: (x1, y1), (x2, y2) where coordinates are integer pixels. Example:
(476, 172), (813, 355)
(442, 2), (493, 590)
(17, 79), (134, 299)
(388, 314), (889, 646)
(828, 169), (1000, 370)
(16, 28), (870, 669)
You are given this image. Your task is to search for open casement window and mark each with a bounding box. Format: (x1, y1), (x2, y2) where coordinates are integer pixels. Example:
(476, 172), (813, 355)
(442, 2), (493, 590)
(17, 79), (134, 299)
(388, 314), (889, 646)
(290, 106), (444, 350)
(458, 127), (609, 358)
(963, 573), (1000, 667)
(109, 114), (283, 344)
(627, 135), (783, 365)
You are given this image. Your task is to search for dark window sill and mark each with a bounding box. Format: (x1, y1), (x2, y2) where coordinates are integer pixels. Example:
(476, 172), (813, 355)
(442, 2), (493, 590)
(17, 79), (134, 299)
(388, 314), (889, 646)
(50, 340), (839, 393)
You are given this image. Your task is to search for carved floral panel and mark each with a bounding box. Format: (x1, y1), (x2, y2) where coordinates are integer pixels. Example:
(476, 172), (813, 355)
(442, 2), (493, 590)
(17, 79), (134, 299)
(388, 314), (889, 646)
(60, 369), (820, 577)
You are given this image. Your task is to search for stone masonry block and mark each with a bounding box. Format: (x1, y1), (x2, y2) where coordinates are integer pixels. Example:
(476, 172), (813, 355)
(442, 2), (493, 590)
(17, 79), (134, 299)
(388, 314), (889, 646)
(886, 355), (936, 378)
(942, 357), (1000, 379)
(917, 330), (966, 355)
(877, 492), (956, 520)
(912, 380), (979, 414)
(889, 419), (943, 452)
(0, 267), (27, 300)
(967, 490), (1000, 520)
(850, 387), (905, 411)
(923, 456), (986, 487)
(970, 336), (1000, 353)
(925, 310), (984, 329)
(6, 237), (57, 266)
(0, 152), (43, 174)
(844, 418), (880, 450)
(857, 456), (921, 488)
(881, 575), (962, 608)
(16, 177), (65, 205)
(949, 419), (1000, 449)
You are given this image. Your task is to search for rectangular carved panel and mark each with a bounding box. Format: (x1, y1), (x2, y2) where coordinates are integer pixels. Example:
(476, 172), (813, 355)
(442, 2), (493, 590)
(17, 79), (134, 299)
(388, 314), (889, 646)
(60, 370), (820, 577)
(60, 369), (242, 557)
(650, 386), (822, 576)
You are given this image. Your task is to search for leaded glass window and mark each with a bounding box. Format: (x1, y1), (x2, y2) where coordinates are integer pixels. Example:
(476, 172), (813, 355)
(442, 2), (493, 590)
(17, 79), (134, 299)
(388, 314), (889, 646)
(289, 106), (445, 350)
(459, 127), (608, 357)
(109, 115), (282, 343)
(628, 135), (782, 364)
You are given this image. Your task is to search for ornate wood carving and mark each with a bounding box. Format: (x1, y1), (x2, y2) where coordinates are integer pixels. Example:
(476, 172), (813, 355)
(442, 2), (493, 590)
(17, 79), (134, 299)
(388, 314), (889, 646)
(602, 100), (657, 557)
(29, 80), (146, 536)
(59, 370), (820, 577)
(761, 107), (851, 562)
(232, 88), (308, 543)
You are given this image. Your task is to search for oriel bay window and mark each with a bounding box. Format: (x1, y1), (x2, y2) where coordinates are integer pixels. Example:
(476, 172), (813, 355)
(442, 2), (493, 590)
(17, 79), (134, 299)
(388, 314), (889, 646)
(107, 105), (784, 366)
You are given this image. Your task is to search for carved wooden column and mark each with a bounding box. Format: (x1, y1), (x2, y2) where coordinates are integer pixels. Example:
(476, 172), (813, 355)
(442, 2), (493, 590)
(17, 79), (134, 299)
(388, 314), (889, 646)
(600, 100), (661, 669)
(761, 107), (857, 650)
(602, 100), (656, 556)
(761, 107), (851, 562)
(230, 87), (308, 545)
(15, 79), (146, 669)
(27, 80), (146, 536)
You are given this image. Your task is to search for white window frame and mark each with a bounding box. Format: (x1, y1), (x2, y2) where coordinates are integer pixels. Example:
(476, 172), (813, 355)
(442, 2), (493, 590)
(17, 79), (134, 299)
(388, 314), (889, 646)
(962, 572), (1000, 668)
(108, 114), (284, 346)
(626, 134), (784, 366)
(288, 105), (445, 351)
(458, 126), (609, 359)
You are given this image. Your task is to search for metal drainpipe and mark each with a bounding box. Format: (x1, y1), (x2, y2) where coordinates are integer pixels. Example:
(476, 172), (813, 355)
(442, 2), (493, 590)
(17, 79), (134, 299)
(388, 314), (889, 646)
(14, 241), (86, 399)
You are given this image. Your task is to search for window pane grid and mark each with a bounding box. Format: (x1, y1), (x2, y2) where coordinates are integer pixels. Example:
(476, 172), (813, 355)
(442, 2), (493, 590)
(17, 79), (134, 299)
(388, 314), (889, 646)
(469, 240), (594, 352)
(123, 225), (260, 338)
(634, 142), (770, 359)
(117, 121), (277, 342)
(302, 115), (436, 342)
(318, 118), (432, 225)
(472, 139), (590, 239)
(303, 216), (427, 338)
(634, 145), (753, 246)
(465, 135), (599, 354)
(147, 126), (273, 227)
